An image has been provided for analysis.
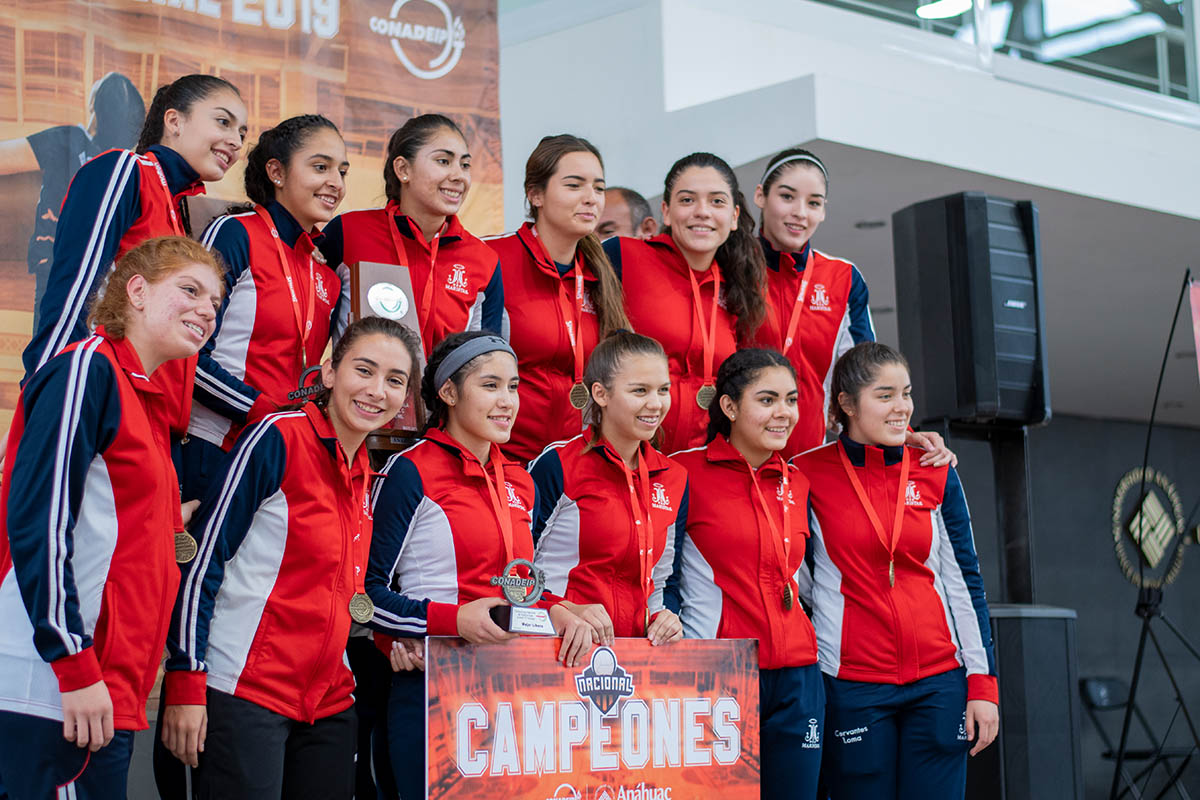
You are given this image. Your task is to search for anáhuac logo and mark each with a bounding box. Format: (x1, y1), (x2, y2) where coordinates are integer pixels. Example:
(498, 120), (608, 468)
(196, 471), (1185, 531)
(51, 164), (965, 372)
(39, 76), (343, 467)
(369, 0), (466, 80)
(575, 647), (634, 717)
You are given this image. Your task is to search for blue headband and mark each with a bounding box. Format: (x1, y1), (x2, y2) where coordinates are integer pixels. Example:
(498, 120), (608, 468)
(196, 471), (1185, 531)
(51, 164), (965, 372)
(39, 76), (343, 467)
(433, 335), (516, 389)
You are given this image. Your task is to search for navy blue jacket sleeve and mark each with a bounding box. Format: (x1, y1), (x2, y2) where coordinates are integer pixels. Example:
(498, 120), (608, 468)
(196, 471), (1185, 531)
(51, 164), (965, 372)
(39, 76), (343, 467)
(4, 340), (119, 671)
(192, 214), (262, 421)
(847, 266), (875, 345)
(316, 215), (345, 268)
(937, 467), (996, 677)
(662, 479), (689, 614)
(601, 236), (623, 282)
(166, 419), (288, 677)
(22, 150), (142, 381)
(479, 257), (505, 335)
(364, 454), (434, 638)
(527, 448), (565, 544)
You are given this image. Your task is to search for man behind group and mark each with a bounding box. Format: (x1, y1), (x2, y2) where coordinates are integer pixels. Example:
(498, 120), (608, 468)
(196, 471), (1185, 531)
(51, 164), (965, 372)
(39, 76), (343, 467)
(597, 186), (658, 239)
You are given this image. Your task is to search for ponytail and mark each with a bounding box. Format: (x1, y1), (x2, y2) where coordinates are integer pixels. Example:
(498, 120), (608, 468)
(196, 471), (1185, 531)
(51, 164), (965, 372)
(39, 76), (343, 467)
(136, 74), (240, 154)
(244, 114), (341, 207)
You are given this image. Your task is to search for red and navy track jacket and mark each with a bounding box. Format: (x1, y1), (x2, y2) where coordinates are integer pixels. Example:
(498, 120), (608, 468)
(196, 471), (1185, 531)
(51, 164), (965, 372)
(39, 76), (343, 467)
(669, 436), (818, 670)
(0, 330), (183, 730)
(365, 428), (557, 639)
(190, 202), (345, 450)
(319, 208), (503, 352)
(487, 223), (602, 462)
(754, 238), (875, 456)
(164, 403), (373, 723)
(793, 436), (998, 704)
(529, 434), (688, 638)
(602, 234), (738, 454)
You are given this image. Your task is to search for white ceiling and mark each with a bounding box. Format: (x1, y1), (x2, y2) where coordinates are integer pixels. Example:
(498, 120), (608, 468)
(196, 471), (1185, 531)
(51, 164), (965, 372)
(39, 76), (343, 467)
(720, 140), (1200, 429)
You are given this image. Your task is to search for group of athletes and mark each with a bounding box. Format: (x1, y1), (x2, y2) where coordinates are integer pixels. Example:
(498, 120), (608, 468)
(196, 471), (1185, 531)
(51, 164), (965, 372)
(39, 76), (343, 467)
(0, 73), (999, 800)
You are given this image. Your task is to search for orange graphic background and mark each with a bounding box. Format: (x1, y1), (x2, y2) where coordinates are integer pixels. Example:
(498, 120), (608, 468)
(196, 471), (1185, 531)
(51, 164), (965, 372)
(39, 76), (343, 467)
(0, 0), (500, 431)
(427, 637), (761, 800)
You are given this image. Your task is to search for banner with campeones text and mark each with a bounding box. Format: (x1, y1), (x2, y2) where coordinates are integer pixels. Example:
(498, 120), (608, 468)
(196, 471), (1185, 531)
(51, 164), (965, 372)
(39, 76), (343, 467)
(0, 0), (501, 431)
(427, 637), (761, 800)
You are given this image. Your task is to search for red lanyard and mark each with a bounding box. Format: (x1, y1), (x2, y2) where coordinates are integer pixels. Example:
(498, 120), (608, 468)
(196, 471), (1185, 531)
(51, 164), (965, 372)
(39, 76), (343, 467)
(254, 205), (315, 369)
(528, 227), (587, 385)
(837, 442), (910, 588)
(616, 448), (655, 615)
(478, 448), (515, 566)
(384, 202), (442, 350)
(781, 249), (814, 354)
(144, 152), (183, 236)
(686, 263), (721, 389)
(347, 458), (372, 597)
(747, 456), (794, 596)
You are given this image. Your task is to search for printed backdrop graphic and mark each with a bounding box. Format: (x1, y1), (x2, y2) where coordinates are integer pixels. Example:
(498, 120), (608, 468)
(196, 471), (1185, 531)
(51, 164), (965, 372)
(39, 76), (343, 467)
(0, 0), (501, 431)
(426, 637), (761, 800)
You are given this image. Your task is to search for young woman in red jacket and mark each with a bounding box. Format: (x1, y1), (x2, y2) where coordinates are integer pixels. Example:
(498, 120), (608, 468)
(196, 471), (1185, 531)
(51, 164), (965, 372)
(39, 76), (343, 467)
(0, 236), (223, 800)
(319, 114), (504, 351)
(364, 331), (595, 800)
(180, 114), (349, 500)
(530, 331), (687, 644)
(669, 347), (823, 800)
(793, 343), (999, 800)
(603, 153), (767, 454)
(487, 134), (630, 461)
(160, 317), (421, 799)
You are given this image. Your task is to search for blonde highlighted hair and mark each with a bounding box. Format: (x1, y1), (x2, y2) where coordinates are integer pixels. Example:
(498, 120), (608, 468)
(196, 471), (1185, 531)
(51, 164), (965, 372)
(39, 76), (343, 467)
(87, 236), (226, 339)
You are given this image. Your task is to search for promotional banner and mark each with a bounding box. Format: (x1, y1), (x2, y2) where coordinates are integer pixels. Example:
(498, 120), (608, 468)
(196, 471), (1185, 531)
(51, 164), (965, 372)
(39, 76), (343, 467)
(0, 0), (500, 430)
(427, 637), (761, 800)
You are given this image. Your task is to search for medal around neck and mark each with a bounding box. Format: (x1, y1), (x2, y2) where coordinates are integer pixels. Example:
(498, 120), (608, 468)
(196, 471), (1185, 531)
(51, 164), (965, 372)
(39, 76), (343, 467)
(488, 558), (557, 635)
(569, 381), (589, 410)
(175, 531), (197, 564)
(696, 384), (716, 410)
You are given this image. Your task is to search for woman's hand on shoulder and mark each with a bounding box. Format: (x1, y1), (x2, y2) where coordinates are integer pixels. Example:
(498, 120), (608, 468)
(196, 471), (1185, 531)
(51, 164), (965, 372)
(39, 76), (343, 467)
(907, 429), (958, 468)
(162, 703), (207, 768)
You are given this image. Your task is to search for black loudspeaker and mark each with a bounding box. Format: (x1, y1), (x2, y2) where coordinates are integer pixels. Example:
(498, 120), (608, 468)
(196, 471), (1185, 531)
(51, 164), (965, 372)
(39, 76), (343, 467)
(966, 605), (1084, 800)
(892, 192), (1051, 427)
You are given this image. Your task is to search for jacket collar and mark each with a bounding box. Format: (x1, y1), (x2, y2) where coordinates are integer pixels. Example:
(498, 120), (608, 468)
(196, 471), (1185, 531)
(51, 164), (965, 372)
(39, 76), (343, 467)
(839, 432), (905, 467)
(145, 144), (205, 199)
(391, 209), (466, 248)
(424, 426), (517, 470)
(262, 200), (319, 251)
(587, 429), (671, 474)
(97, 326), (162, 395)
(705, 433), (789, 477)
(302, 402), (371, 473)
(759, 234), (810, 274)
(647, 231), (720, 284)
(516, 221), (597, 282)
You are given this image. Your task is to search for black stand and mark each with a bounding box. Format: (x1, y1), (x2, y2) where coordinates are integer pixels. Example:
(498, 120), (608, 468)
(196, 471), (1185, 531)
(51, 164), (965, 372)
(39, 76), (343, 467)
(1108, 269), (1200, 800)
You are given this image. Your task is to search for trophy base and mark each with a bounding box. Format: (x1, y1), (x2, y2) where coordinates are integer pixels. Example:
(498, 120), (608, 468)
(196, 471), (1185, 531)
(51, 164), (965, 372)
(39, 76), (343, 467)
(489, 604), (557, 636)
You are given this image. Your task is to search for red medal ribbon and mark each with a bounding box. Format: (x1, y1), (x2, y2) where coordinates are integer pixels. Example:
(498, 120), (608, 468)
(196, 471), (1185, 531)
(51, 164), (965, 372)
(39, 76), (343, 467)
(254, 205), (315, 369)
(686, 263), (721, 390)
(479, 447), (515, 566)
(837, 442), (910, 588)
(747, 455), (794, 601)
(144, 152), (184, 236)
(782, 249), (815, 353)
(526, 227), (587, 385)
(348, 460), (372, 597)
(384, 201), (442, 351)
(615, 445), (655, 623)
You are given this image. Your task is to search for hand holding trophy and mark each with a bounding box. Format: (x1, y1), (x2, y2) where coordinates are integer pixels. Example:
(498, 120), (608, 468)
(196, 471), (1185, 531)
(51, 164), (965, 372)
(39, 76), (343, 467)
(488, 558), (557, 635)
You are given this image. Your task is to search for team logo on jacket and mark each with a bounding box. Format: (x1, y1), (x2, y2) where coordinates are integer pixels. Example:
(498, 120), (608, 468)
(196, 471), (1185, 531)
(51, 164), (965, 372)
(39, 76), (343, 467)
(905, 480), (922, 506)
(651, 482), (672, 511)
(777, 481), (795, 506)
(575, 647), (634, 716)
(504, 481), (527, 511)
(580, 289), (597, 315)
(314, 271), (330, 305)
(810, 283), (831, 311)
(445, 263), (470, 295)
(802, 718), (821, 749)
(369, 0), (466, 80)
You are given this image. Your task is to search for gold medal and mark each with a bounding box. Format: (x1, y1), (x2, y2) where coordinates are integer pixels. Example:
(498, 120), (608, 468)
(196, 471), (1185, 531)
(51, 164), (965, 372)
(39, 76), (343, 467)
(175, 532), (198, 564)
(783, 583), (794, 610)
(696, 384), (716, 410)
(569, 381), (589, 410)
(349, 592), (375, 624)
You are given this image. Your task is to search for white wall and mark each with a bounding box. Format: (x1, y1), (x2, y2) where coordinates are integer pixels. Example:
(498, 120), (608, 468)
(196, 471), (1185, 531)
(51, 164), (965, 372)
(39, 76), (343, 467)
(498, 0), (1200, 229)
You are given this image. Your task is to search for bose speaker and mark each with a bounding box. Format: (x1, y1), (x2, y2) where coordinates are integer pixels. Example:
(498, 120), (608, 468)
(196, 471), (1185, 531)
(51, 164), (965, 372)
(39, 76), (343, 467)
(892, 192), (1051, 427)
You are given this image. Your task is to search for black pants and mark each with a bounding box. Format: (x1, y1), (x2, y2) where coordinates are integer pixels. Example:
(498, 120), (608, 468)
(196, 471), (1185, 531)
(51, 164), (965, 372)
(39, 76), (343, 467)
(193, 688), (357, 800)
(346, 635), (397, 799)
